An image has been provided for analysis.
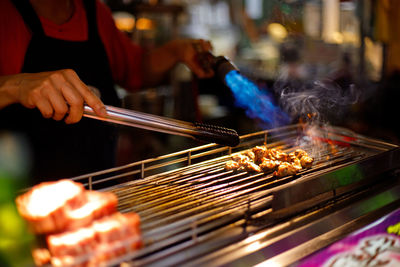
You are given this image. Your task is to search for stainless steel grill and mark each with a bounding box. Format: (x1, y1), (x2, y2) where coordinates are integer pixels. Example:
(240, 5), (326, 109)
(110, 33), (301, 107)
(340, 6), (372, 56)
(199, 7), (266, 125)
(72, 124), (400, 267)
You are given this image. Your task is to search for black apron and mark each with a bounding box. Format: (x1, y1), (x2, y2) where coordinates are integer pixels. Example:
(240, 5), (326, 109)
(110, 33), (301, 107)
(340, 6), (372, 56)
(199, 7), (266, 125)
(3, 0), (120, 184)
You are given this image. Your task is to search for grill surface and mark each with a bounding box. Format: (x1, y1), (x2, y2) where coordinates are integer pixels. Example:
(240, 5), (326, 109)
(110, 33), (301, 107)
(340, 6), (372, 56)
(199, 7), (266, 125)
(72, 124), (400, 266)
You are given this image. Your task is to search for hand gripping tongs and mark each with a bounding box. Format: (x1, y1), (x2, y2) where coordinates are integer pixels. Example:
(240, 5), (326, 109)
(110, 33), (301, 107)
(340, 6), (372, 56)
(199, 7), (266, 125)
(83, 105), (240, 147)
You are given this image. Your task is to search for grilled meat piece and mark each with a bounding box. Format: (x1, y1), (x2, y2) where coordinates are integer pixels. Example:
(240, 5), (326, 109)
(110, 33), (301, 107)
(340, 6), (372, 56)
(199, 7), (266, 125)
(259, 158), (279, 172)
(64, 191), (118, 231)
(16, 180), (143, 267)
(292, 148), (313, 168)
(15, 180), (87, 234)
(294, 149), (308, 159)
(32, 248), (51, 267)
(290, 157), (302, 170)
(267, 148), (288, 161)
(252, 146), (268, 164)
(287, 152), (298, 162)
(225, 160), (240, 171)
(274, 162), (299, 177)
(48, 212), (141, 267)
(16, 180), (118, 234)
(300, 155), (314, 168)
(231, 154), (251, 164)
(244, 150), (256, 161)
(238, 161), (262, 172)
(226, 153), (261, 172)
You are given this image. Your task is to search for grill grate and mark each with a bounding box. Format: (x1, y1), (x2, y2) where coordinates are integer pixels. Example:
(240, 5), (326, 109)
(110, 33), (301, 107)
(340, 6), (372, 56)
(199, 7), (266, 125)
(72, 124), (399, 265)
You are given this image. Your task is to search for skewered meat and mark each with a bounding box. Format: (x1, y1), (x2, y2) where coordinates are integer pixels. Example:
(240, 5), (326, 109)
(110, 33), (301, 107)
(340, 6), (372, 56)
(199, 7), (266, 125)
(225, 160), (240, 171)
(231, 154), (251, 164)
(252, 146), (268, 164)
(259, 158), (279, 172)
(274, 162), (298, 177)
(243, 150), (256, 161)
(225, 145), (314, 177)
(294, 149), (307, 159)
(291, 149), (314, 168)
(291, 158), (303, 170)
(226, 153), (261, 172)
(267, 148), (288, 161)
(238, 161), (262, 172)
(300, 155), (314, 168)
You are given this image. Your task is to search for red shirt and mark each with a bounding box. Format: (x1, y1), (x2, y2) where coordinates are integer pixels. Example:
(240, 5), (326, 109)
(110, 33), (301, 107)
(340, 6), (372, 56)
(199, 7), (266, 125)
(0, 0), (143, 91)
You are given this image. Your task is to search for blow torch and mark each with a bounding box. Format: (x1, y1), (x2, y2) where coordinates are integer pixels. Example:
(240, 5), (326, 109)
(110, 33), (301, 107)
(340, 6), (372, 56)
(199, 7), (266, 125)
(195, 49), (239, 86)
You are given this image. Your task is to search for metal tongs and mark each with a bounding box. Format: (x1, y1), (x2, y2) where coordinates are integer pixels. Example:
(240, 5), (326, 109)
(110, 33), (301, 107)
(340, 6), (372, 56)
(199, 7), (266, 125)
(83, 105), (240, 147)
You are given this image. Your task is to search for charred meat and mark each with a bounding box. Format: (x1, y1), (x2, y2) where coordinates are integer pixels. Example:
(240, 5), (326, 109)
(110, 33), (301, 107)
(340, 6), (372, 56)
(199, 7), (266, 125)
(225, 145), (314, 177)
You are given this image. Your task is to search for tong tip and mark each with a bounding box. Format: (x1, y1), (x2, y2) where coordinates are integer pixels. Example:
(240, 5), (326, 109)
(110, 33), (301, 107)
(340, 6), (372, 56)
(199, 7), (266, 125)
(194, 123), (240, 147)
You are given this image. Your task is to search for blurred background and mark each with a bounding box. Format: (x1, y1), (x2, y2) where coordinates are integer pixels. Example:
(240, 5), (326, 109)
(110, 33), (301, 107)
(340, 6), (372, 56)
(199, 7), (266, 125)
(104, 0), (400, 164)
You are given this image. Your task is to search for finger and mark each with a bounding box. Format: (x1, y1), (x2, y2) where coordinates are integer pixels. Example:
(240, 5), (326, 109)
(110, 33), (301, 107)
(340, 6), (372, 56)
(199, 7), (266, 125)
(62, 69), (107, 117)
(49, 72), (83, 123)
(186, 60), (214, 78)
(43, 83), (69, 121)
(190, 40), (214, 77)
(60, 83), (84, 124)
(35, 98), (54, 119)
(199, 39), (212, 52)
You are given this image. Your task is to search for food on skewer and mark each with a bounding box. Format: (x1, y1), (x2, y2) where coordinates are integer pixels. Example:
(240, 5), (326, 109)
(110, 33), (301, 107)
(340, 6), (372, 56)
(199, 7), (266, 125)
(225, 160), (240, 171)
(294, 148), (307, 159)
(238, 161), (262, 172)
(243, 150), (256, 162)
(273, 162), (299, 177)
(231, 154), (251, 164)
(225, 146), (314, 177)
(259, 158), (279, 172)
(267, 148), (288, 162)
(252, 146), (268, 164)
(225, 154), (261, 172)
(300, 155), (314, 168)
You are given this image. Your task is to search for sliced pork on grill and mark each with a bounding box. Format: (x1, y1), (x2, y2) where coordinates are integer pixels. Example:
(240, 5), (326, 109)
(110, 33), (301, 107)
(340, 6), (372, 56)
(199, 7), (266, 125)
(16, 180), (118, 234)
(16, 180), (142, 267)
(64, 191), (118, 232)
(48, 212), (141, 267)
(16, 180), (87, 234)
(225, 146), (314, 177)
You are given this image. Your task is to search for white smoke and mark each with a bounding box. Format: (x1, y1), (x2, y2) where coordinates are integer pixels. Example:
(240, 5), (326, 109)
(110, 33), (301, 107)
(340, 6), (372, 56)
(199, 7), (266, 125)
(275, 78), (360, 125)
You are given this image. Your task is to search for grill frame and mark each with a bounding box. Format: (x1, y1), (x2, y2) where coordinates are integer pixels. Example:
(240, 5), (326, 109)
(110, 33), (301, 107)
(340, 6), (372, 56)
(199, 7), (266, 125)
(70, 124), (400, 266)
(73, 124), (398, 190)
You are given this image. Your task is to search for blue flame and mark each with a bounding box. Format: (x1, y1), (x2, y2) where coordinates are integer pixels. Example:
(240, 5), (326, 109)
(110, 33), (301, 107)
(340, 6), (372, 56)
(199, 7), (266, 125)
(225, 70), (290, 128)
